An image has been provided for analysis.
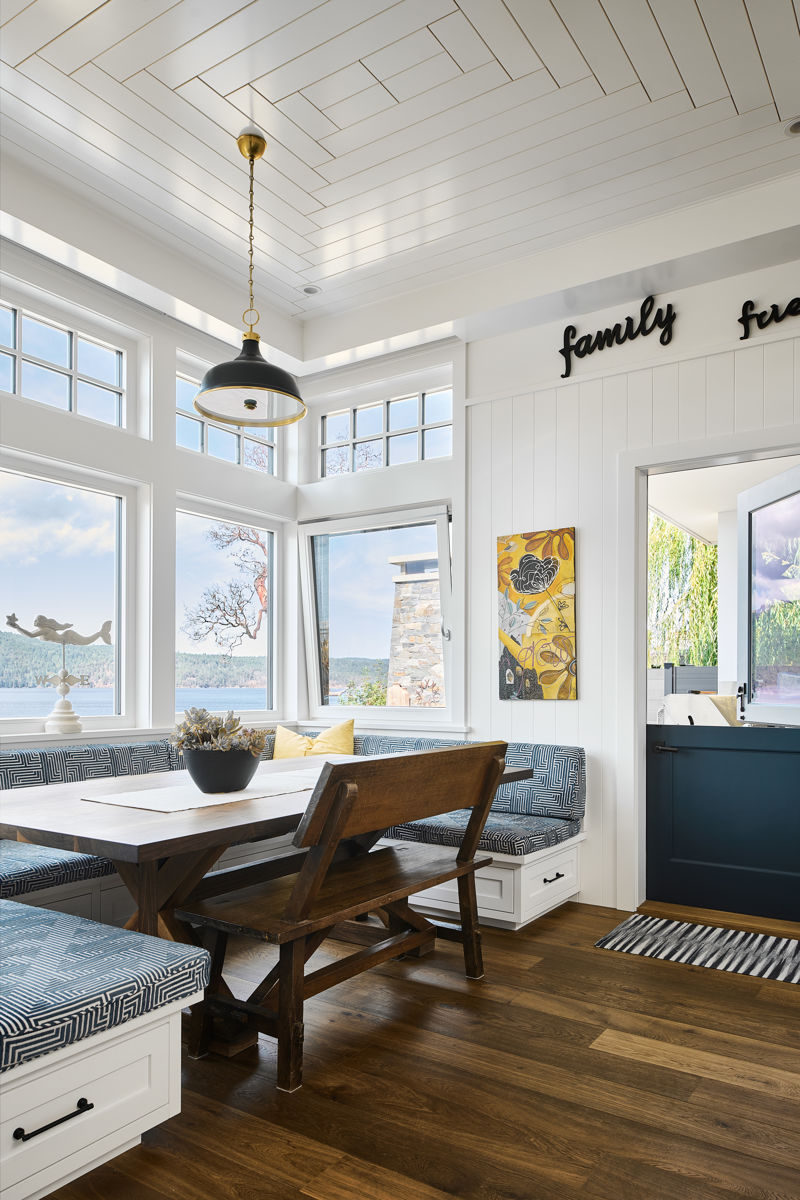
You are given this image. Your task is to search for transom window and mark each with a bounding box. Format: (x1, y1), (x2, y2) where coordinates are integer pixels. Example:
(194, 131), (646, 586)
(176, 375), (276, 474)
(0, 303), (125, 426)
(320, 388), (452, 477)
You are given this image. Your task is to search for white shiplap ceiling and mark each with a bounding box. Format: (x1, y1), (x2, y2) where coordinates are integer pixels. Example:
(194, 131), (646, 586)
(1, 0), (799, 322)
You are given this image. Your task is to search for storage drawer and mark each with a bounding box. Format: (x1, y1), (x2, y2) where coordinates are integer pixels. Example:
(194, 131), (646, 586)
(413, 864), (516, 916)
(1, 1019), (171, 1199)
(522, 844), (580, 920)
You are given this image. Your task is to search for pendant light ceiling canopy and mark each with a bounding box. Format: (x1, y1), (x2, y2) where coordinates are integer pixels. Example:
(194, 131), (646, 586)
(193, 128), (306, 428)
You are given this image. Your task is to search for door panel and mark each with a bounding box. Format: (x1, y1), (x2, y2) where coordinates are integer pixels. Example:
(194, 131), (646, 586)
(646, 724), (800, 921)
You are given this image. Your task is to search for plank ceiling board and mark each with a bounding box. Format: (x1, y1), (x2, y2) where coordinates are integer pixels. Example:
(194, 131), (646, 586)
(322, 83), (397, 129)
(696, 0), (775, 115)
(361, 28), (442, 81)
(0, 0), (101, 66)
(429, 10), (493, 72)
(312, 76), (627, 221)
(503, 0), (589, 87)
(550, 0), (637, 93)
(0, 0), (39, 23)
(318, 59), (508, 163)
(181, 79), (329, 199)
(38, 0), (179, 76)
(647, 0), (730, 108)
(124, 69), (320, 236)
(94, 0), (253, 82)
(276, 92), (339, 142)
(250, 0), (457, 103)
(598, 0), (684, 101)
(745, 0), (800, 120)
(307, 92), (700, 258)
(313, 68), (555, 201)
(199, 0), (391, 100)
(383, 52), (462, 104)
(147, 0), (326, 91)
(302, 61), (375, 109)
(456, 0), (544, 79)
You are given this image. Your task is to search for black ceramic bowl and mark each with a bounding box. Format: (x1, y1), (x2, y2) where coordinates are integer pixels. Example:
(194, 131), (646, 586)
(181, 748), (260, 794)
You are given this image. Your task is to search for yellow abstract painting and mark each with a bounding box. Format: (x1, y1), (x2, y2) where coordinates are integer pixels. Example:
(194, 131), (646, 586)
(497, 528), (577, 701)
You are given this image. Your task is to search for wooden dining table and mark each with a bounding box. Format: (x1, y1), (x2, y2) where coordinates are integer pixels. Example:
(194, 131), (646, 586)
(0, 756), (532, 942)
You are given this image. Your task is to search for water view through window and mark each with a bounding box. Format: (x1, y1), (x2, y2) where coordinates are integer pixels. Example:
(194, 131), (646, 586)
(175, 512), (273, 713)
(0, 470), (120, 718)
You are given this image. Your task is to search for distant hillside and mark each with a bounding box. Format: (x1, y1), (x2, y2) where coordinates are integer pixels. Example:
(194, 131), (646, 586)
(0, 632), (389, 691)
(329, 658), (388, 689)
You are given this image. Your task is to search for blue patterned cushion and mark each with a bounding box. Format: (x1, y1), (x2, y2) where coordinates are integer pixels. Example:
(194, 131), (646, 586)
(0, 900), (210, 1072)
(0, 841), (116, 898)
(109, 741), (172, 777)
(491, 743), (586, 820)
(386, 811), (582, 855)
(0, 741), (180, 791)
(356, 734), (471, 757)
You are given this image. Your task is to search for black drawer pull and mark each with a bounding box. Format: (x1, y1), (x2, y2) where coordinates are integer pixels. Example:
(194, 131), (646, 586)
(13, 1097), (93, 1143)
(543, 871), (565, 884)
(653, 742), (680, 754)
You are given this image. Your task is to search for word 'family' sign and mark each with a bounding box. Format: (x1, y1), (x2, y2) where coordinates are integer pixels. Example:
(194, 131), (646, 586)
(558, 296), (676, 379)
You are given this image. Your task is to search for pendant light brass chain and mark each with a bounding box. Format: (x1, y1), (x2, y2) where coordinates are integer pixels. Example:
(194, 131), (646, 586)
(247, 152), (256, 327)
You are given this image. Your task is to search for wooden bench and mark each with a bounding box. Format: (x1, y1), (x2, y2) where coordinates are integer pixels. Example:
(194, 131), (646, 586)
(176, 742), (507, 1091)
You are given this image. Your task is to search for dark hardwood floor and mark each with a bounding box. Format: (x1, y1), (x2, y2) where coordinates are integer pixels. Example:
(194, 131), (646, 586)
(54, 902), (800, 1200)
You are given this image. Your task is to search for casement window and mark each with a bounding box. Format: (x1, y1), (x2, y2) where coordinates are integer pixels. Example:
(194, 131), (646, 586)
(0, 302), (125, 427)
(319, 387), (452, 478)
(0, 464), (133, 731)
(176, 373), (276, 474)
(299, 507), (454, 725)
(175, 508), (276, 716)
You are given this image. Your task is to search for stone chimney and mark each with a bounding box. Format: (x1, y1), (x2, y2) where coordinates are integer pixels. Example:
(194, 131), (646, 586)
(386, 555), (445, 707)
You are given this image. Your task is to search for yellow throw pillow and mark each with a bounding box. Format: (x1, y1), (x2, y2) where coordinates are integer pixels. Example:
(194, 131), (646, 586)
(273, 720), (355, 759)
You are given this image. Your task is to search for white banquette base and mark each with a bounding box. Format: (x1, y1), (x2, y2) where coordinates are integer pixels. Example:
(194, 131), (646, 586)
(16, 832), (583, 932)
(404, 834), (585, 930)
(0, 991), (202, 1200)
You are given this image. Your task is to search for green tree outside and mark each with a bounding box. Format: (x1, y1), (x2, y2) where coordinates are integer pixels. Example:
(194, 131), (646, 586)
(648, 512), (718, 666)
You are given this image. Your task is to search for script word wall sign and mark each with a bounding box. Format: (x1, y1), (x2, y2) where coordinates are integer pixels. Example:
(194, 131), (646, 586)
(738, 297), (800, 340)
(558, 295), (677, 378)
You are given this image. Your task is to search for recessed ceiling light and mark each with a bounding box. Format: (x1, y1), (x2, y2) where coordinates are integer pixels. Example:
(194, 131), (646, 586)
(303, 285), (321, 295)
(784, 116), (800, 136)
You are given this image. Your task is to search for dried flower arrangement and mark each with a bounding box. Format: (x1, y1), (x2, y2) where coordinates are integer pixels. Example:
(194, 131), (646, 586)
(172, 708), (271, 757)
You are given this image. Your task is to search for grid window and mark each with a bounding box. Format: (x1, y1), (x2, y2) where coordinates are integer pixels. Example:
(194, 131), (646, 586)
(320, 388), (452, 478)
(1, 304), (125, 427)
(176, 373), (276, 474)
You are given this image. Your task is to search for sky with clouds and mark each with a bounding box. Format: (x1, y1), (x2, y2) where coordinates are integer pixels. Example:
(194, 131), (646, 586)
(0, 470), (117, 638)
(751, 489), (800, 614)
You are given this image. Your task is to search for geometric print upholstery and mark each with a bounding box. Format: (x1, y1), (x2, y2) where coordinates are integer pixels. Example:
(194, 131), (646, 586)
(0, 841), (116, 898)
(0, 899), (210, 1072)
(491, 743), (586, 820)
(0, 740), (178, 790)
(385, 811), (582, 856)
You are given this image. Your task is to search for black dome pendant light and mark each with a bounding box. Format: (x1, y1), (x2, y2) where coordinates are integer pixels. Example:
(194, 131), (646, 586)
(193, 127), (306, 428)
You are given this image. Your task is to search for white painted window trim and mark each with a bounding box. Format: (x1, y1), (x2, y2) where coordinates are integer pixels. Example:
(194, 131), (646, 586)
(298, 503), (463, 730)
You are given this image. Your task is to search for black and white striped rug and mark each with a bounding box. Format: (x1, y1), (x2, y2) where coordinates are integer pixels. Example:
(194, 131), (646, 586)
(595, 913), (800, 984)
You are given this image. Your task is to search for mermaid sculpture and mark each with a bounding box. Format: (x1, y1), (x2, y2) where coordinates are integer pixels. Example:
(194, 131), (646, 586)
(6, 613), (113, 733)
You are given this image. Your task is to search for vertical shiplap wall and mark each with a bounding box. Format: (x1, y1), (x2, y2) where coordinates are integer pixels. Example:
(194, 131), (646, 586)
(467, 333), (800, 907)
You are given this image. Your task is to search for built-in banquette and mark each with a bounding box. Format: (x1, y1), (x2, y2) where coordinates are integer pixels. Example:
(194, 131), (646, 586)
(0, 735), (586, 931)
(0, 900), (209, 1200)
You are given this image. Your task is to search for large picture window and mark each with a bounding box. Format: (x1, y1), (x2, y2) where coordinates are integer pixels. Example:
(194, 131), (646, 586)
(175, 511), (274, 714)
(0, 469), (122, 720)
(301, 509), (452, 718)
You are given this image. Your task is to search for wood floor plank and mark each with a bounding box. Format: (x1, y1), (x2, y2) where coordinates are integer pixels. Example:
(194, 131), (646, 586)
(48, 902), (799, 1200)
(636, 901), (800, 940)
(591, 1028), (800, 1100)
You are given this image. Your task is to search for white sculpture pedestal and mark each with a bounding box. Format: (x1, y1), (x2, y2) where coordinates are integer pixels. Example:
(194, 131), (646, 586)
(44, 669), (83, 734)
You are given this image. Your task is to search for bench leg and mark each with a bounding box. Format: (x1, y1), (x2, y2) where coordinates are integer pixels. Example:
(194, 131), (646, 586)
(188, 928), (228, 1058)
(457, 872), (484, 980)
(277, 938), (305, 1092)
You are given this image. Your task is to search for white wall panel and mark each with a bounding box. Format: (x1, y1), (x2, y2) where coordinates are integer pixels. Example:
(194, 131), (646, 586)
(464, 265), (800, 908)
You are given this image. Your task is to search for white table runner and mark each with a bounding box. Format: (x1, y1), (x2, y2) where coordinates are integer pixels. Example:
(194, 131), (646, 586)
(82, 768), (324, 813)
